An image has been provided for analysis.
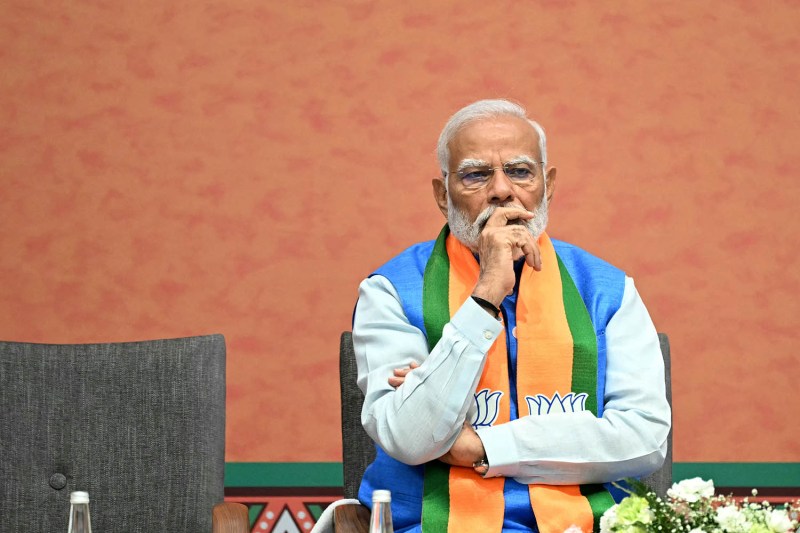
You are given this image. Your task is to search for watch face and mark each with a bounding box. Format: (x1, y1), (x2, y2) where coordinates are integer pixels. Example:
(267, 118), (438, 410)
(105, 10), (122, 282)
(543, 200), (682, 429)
(473, 458), (489, 475)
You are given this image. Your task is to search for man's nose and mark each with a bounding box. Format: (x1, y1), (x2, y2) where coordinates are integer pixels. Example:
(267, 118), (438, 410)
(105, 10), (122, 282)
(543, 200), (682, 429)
(486, 167), (515, 204)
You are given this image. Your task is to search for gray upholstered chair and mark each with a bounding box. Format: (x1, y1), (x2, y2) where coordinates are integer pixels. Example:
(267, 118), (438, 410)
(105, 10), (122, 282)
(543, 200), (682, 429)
(641, 333), (673, 496)
(336, 331), (673, 530)
(0, 334), (248, 533)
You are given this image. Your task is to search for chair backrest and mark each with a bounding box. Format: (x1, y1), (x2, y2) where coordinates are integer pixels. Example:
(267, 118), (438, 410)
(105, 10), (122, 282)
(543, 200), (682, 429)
(339, 332), (377, 500)
(339, 331), (673, 500)
(640, 333), (673, 496)
(0, 334), (227, 532)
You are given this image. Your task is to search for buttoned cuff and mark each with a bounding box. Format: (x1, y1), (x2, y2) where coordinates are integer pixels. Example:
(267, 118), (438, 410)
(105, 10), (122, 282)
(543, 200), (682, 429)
(476, 423), (519, 478)
(449, 297), (504, 351)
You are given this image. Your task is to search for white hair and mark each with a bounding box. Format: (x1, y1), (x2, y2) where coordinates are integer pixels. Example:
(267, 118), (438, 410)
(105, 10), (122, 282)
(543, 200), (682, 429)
(436, 99), (548, 177)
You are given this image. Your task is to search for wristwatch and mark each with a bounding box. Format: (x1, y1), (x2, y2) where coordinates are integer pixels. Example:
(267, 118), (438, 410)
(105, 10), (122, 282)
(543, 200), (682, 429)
(473, 455), (489, 476)
(471, 295), (501, 319)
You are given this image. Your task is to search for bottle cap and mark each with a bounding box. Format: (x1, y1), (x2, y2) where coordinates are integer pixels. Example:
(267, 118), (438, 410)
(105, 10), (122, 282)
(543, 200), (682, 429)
(372, 489), (391, 503)
(70, 491), (90, 504)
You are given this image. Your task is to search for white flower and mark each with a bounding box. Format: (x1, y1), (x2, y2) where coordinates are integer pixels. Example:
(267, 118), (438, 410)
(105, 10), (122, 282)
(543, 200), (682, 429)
(600, 505), (618, 533)
(715, 504), (751, 532)
(667, 477), (715, 503)
(688, 529), (706, 533)
(765, 509), (793, 532)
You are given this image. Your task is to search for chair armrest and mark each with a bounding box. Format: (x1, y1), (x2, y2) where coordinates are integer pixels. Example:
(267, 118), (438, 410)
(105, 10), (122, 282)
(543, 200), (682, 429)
(334, 502), (370, 533)
(213, 502), (250, 533)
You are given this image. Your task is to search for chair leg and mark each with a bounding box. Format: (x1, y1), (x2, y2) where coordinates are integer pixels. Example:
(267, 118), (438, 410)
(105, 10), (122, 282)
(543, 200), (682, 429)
(333, 503), (371, 533)
(213, 502), (250, 533)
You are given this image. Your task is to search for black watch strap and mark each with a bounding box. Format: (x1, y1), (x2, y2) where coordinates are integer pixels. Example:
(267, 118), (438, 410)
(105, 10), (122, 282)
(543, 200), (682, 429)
(471, 295), (500, 318)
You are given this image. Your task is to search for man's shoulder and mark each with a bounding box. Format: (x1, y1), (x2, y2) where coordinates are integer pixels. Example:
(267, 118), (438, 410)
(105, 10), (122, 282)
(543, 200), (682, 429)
(366, 240), (435, 328)
(551, 237), (628, 324)
(373, 239), (436, 279)
(551, 237), (625, 277)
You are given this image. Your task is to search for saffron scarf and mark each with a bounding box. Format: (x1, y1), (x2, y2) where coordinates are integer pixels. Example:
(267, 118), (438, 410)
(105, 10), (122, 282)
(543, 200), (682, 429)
(419, 225), (615, 533)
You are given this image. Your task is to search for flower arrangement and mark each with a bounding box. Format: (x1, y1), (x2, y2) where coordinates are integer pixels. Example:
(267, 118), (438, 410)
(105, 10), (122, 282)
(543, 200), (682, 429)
(596, 477), (800, 533)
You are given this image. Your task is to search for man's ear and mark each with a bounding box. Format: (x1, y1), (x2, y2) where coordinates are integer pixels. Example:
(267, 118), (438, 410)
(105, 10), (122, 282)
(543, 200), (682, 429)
(545, 166), (557, 203)
(432, 176), (449, 218)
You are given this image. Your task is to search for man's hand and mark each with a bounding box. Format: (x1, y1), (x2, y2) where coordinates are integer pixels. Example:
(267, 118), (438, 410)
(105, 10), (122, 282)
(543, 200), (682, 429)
(388, 361), (420, 388)
(472, 206), (542, 307)
(438, 421), (486, 468)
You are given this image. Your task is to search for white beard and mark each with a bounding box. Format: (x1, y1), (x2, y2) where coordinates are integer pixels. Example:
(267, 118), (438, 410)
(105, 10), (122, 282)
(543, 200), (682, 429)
(447, 187), (549, 252)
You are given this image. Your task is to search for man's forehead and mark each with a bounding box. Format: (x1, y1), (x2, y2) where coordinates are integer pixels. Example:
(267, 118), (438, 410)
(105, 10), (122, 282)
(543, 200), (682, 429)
(449, 116), (541, 158)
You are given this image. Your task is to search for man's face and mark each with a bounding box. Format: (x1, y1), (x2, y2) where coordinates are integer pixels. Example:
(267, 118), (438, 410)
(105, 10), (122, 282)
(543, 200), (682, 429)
(432, 115), (557, 249)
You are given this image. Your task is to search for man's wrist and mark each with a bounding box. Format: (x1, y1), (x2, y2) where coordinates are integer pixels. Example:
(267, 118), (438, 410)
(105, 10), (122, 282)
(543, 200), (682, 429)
(471, 295), (500, 318)
(471, 281), (506, 309)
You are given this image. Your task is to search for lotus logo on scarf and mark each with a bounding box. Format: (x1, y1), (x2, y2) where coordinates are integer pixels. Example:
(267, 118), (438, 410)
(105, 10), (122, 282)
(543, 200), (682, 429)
(525, 392), (588, 416)
(470, 389), (503, 428)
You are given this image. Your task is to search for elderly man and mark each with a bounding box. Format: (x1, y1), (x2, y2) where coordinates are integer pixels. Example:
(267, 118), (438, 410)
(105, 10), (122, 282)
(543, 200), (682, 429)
(353, 99), (670, 533)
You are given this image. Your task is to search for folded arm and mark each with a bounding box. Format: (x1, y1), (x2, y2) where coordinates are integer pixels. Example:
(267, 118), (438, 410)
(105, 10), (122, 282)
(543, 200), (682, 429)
(355, 275), (671, 484)
(353, 274), (502, 465)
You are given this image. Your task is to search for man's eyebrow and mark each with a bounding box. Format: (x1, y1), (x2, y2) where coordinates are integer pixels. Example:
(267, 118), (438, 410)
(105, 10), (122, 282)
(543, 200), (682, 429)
(504, 155), (537, 165)
(456, 159), (489, 172)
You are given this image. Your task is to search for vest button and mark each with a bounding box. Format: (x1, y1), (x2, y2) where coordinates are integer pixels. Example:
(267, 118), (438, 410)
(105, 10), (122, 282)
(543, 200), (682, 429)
(49, 473), (67, 490)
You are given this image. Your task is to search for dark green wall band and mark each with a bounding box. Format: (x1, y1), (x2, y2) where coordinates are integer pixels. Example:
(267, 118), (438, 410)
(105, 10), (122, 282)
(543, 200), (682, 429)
(224, 462), (800, 489)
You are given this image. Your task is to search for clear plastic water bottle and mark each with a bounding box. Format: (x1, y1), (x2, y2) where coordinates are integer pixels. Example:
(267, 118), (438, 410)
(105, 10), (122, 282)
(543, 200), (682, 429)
(368, 489), (393, 533)
(67, 491), (92, 533)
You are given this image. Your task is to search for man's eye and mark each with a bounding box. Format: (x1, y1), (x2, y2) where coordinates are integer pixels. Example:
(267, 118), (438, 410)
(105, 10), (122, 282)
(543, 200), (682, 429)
(505, 166), (533, 180)
(461, 169), (492, 184)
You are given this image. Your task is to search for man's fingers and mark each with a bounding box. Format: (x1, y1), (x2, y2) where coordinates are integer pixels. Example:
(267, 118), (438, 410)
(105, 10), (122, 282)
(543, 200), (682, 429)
(389, 361), (420, 388)
(519, 240), (542, 271)
(483, 217), (538, 250)
(504, 225), (541, 271)
(393, 361), (420, 377)
(482, 206), (534, 228)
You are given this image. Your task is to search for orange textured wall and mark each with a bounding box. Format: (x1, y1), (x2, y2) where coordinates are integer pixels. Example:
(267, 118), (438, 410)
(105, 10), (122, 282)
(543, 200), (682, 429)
(1, 1), (798, 463)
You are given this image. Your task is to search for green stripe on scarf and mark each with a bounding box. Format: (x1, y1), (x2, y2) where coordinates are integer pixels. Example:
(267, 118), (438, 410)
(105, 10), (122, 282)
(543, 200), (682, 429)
(581, 484), (617, 531)
(557, 254), (599, 415)
(421, 225), (452, 531)
(560, 255), (617, 528)
(422, 225), (451, 352)
(422, 460), (451, 531)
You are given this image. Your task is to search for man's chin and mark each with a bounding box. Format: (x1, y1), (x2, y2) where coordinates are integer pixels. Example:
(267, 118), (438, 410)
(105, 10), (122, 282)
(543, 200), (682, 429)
(448, 226), (479, 252)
